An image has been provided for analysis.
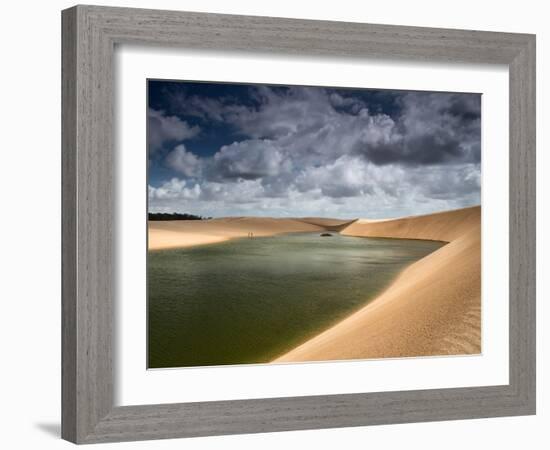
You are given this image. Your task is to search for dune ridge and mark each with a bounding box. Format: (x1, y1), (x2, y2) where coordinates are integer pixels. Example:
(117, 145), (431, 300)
(275, 205), (481, 362)
(296, 218), (358, 231)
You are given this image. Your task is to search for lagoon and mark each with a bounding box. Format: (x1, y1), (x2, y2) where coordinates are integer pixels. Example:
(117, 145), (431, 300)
(148, 233), (443, 368)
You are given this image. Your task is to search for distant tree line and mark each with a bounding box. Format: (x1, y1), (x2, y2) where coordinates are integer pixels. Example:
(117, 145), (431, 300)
(148, 212), (210, 221)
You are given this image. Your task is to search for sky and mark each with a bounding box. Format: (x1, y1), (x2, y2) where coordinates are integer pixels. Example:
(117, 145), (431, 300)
(147, 80), (481, 219)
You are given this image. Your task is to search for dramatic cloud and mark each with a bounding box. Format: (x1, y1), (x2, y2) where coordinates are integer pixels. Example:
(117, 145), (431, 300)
(147, 81), (481, 218)
(211, 139), (289, 180)
(147, 108), (200, 153)
(165, 144), (202, 177)
(356, 92), (481, 165)
(148, 178), (201, 200)
(295, 156), (379, 198)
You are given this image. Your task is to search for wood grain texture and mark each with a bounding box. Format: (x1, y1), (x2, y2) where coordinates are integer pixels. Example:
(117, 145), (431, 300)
(61, 4), (536, 444)
(61, 7), (77, 443)
(508, 36), (536, 409)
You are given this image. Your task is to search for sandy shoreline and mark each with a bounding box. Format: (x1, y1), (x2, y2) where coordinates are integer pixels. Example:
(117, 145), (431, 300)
(148, 217), (352, 250)
(148, 206), (481, 360)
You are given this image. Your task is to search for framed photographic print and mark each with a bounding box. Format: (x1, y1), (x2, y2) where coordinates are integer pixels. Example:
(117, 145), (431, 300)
(62, 5), (536, 444)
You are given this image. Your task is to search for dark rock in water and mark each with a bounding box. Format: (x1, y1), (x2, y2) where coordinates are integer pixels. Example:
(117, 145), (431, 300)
(320, 233), (333, 237)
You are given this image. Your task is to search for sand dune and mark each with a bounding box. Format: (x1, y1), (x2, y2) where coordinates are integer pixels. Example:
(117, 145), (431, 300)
(148, 217), (325, 250)
(296, 217), (357, 231)
(342, 205), (480, 242)
(275, 206), (481, 362)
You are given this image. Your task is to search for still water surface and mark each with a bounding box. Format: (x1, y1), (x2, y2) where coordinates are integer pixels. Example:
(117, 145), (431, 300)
(148, 232), (443, 368)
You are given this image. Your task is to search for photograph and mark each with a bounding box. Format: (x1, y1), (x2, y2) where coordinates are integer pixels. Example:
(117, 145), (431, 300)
(147, 80), (482, 369)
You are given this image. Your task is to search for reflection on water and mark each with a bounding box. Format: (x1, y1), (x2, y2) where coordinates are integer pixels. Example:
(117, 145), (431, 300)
(148, 232), (444, 368)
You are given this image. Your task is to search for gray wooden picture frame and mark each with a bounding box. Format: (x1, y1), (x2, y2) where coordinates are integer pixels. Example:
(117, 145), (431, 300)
(61, 5), (536, 444)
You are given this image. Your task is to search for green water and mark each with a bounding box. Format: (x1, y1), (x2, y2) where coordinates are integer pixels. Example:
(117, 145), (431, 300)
(148, 233), (444, 368)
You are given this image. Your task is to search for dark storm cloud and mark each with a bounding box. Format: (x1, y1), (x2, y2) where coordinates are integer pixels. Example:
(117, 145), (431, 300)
(353, 93), (481, 166)
(193, 87), (481, 169)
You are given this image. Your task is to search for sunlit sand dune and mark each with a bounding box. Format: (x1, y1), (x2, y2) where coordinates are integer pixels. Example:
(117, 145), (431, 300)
(275, 206), (481, 361)
(148, 217), (325, 250)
